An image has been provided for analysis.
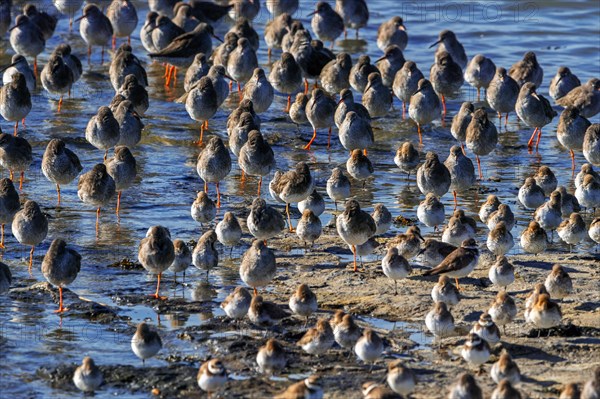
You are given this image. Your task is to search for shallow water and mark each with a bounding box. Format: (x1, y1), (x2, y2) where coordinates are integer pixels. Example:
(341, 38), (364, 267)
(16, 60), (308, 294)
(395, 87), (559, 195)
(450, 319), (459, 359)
(0, 0), (599, 397)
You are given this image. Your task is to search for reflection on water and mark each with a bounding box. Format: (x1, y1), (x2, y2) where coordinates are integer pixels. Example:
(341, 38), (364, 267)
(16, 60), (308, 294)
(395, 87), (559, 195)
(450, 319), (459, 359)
(0, 0), (599, 396)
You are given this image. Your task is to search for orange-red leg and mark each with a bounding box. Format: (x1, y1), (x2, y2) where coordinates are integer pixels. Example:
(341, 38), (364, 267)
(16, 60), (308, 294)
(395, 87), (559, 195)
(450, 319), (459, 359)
(476, 155), (483, 180)
(441, 94), (446, 117)
(286, 203), (294, 232)
(116, 191), (122, 214)
(460, 142), (465, 155)
(149, 273), (167, 300)
(570, 149), (576, 176)
(535, 128), (542, 150)
(19, 172), (24, 190)
(352, 245), (357, 272)
(34, 57), (38, 79)
(402, 102), (406, 119)
(29, 246), (34, 275)
(87, 46), (92, 65)
(285, 95), (291, 113)
(304, 128), (317, 150)
(527, 127), (539, 149)
(327, 127), (332, 149)
(417, 124), (422, 145)
(257, 176), (262, 197)
(58, 96), (63, 113)
(304, 79), (309, 94)
(14, 121), (18, 136)
(56, 184), (61, 206)
(96, 207), (100, 237)
(453, 190), (458, 210)
(54, 287), (68, 313)
(216, 181), (221, 208)
(0, 224), (4, 249)
(112, 35), (116, 50)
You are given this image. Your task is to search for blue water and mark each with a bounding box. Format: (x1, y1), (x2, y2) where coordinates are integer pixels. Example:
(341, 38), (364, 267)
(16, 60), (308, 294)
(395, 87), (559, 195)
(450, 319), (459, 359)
(0, 0), (599, 397)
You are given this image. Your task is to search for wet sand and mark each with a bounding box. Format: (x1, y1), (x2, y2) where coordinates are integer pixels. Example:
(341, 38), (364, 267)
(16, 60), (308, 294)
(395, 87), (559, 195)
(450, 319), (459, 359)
(25, 201), (600, 398)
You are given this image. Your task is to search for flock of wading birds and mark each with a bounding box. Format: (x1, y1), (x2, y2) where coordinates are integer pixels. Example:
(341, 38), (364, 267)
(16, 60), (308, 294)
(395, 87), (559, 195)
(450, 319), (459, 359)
(0, 0), (599, 397)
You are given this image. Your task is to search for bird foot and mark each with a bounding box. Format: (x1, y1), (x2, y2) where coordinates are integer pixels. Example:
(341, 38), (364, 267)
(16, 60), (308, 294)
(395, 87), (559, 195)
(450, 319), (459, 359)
(148, 294), (168, 301)
(54, 307), (69, 313)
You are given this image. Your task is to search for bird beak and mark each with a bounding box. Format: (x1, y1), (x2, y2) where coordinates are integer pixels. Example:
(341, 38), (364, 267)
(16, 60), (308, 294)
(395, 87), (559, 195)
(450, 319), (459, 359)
(532, 92), (540, 101)
(8, 21), (24, 31)
(225, 73), (236, 82)
(375, 55), (387, 64)
(74, 14), (87, 22)
(307, 10), (316, 16)
(337, 98), (344, 105)
(364, 82), (372, 93)
(413, 87), (422, 95)
(428, 40), (441, 49)
(0, 61), (19, 73)
(556, 76), (563, 84)
(212, 34), (223, 43)
(400, 24), (407, 32)
(416, 232), (424, 241)
(417, 247), (425, 256)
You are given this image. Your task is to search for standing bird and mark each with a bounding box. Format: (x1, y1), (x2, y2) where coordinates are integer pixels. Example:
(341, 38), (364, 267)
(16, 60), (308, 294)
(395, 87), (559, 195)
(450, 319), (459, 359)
(509, 51), (543, 88)
(394, 141), (420, 179)
(377, 16), (407, 52)
(216, 212), (242, 254)
(346, 149), (373, 184)
(169, 239), (191, 281)
(416, 152), (451, 198)
(77, 164), (116, 234)
(73, 357), (103, 394)
(198, 359), (228, 397)
(243, 68), (274, 114)
(77, 4), (113, 65)
(270, 162), (314, 231)
(1, 55), (36, 93)
(450, 102), (474, 151)
(362, 72), (392, 118)
(375, 45), (405, 88)
(466, 108), (498, 180)
(417, 194), (445, 229)
(355, 329), (383, 367)
(105, 146), (136, 215)
(487, 221), (514, 257)
(85, 106), (120, 160)
(444, 145), (475, 207)
(289, 284), (318, 323)
(113, 100), (144, 148)
(238, 131), (276, 196)
(109, 46), (147, 91)
(393, 61), (424, 119)
(425, 301), (455, 339)
(487, 67), (520, 127)
(41, 139), (83, 205)
(274, 375), (323, 399)
(296, 209), (322, 248)
(448, 374), (482, 399)
(534, 165), (558, 196)
(423, 238), (479, 290)
(221, 286), (252, 321)
(240, 240), (276, 295)
(264, 12), (292, 59)
(320, 52), (352, 95)
(185, 77), (218, 144)
(117, 75), (148, 115)
(557, 107), (591, 172)
(488, 292), (517, 334)
(545, 264), (573, 300)
(429, 30), (467, 69)
(556, 78), (600, 118)
(528, 294), (562, 330)
(140, 12), (158, 53)
(192, 230), (218, 277)
(305, 88), (336, 150)
(549, 66), (581, 101)
(386, 360), (416, 397)
(520, 221), (548, 255)
(430, 51), (464, 117)
(516, 82), (557, 151)
(196, 137), (232, 208)
(131, 322), (162, 364)
(0, 133), (32, 190)
(138, 226), (175, 299)
(327, 167), (351, 211)
(0, 178), (19, 249)
(381, 247), (411, 294)
(227, 38), (258, 93)
(349, 55), (379, 93)
(150, 23), (221, 86)
(335, 0), (369, 39)
(336, 199), (376, 272)
(183, 53), (210, 92)
(338, 111), (373, 153)
(309, 2), (344, 50)
(54, 0), (84, 32)
(408, 79), (441, 144)
(12, 200), (48, 274)
(297, 318), (335, 355)
(257, 338), (287, 375)
(335, 89), (370, 129)
(9, 15), (45, 77)
(247, 198), (285, 242)
(584, 123), (600, 166)
(23, 4), (57, 40)
(464, 54), (496, 101)
(0, 73), (31, 135)
(41, 238), (81, 313)
(269, 52), (303, 113)
(557, 213), (588, 250)
(107, 0), (138, 49)
(518, 177), (546, 210)
(298, 189), (325, 217)
(575, 175), (600, 210)
(41, 53), (74, 113)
